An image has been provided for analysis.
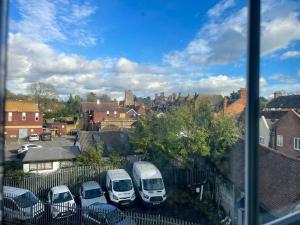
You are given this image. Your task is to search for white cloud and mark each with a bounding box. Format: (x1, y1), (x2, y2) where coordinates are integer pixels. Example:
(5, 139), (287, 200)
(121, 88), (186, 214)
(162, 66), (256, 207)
(164, 0), (300, 67)
(280, 51), (300, 60)
(208, 0), (235, 18)
(11, 0), (97, 46)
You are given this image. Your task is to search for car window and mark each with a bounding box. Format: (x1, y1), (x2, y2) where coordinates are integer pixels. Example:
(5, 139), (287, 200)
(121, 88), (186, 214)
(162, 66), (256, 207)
(14, 191), (38, 208)
(4, 198), (18, 210)
(53, 191), (73, 204)
(84, 188), (102, 199)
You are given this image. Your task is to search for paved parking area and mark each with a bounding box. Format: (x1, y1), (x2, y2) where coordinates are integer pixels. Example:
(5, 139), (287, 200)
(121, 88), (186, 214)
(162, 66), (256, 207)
(4, 135), (76, 161)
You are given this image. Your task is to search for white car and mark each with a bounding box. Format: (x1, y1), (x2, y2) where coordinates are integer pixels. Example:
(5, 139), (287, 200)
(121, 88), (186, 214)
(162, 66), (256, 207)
(79, 181), (107, 208)
(28, 134), (40, 142)
(3, 186), (44, 221)
(47, 185), (76, 219)
(17, 144), (42, 155)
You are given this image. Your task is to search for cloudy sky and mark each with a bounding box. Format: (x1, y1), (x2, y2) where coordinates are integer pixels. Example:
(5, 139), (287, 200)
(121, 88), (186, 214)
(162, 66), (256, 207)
(7, 0), (300, 99)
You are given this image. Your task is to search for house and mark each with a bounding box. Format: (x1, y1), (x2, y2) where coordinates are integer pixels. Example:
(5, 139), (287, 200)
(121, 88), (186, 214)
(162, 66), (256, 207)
(259, 110), (288, 147)
(223, 88), (246, 115)
(268, 109), (300, 157)
(218, 140), (300, 225)
(22, 146), (80, 174)
(80, 101), (137, 131)
(4, 100), (43, 140)
(45, 119), (79, 136)
(266, 93), (300, 110)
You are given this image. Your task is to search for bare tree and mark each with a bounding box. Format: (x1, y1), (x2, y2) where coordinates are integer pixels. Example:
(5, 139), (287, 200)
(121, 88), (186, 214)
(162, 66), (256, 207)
(27, 82), (58, 107)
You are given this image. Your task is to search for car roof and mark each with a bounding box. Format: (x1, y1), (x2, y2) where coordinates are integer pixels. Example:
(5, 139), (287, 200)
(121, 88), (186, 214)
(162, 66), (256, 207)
(50, 185), (70, 194)
(88, 203), (117, 213)
(133, 161), (162, 179)
(107, 169), (131, 181)
(81, 181), (101, 190)
(4, 186), (30, 196)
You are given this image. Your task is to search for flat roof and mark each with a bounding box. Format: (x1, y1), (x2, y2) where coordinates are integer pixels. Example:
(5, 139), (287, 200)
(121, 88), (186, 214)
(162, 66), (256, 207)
(107, 169), (131, 181)
(23, 146), (80, 163)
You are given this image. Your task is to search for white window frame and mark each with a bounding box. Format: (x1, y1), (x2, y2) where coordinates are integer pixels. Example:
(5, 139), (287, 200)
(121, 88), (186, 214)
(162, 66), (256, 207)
(34, 112), (39, 121)
(29, 162), (53, 171)
(21, 112), (26, 121)
(106, 110), (110, 116)
(7, 112), (12, 122)
(294, 138), (300, 151)
(277, 135), (283, 147)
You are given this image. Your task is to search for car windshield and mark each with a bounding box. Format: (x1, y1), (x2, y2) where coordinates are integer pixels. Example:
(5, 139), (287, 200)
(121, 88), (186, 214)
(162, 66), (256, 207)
(29, 145), (38, 148)
(53, 191), (73, 204)
(84, 188), (102, 199)
(142, 178), (164, 191)
(113, 180), (132, 192)
(14, 192), (39, 208)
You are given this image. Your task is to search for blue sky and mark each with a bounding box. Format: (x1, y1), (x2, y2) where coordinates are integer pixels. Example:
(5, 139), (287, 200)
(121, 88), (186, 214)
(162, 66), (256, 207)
(7, 0), (300, 99)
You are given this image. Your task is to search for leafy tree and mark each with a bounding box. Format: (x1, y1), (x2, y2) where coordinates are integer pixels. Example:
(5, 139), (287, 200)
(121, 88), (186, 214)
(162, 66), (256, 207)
(131, 101), (241, 168)
(259, 96), (268, 109)
(76, 143), (105, 168)
(65, 94), (82, 116)
(86, 92), (97, 102)
(228, 90), (240, 102)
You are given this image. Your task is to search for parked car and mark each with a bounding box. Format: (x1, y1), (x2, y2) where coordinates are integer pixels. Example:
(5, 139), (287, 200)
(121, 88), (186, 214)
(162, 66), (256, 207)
(3, 186), (44, 222)
(28, 134), (40, 142)
(40, 132), (52, 141)
(47, 185), (76, 219)
(82, 202), (134, 225)
(132, 161), (166, 206)
(17, 144), (42, 155)
(106, 169), (135, 206)
(79, 181), (107, 208)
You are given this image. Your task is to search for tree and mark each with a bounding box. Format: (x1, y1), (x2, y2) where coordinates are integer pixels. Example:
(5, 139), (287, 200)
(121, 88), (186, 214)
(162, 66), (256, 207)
(65, 94), (82, 116)
(76, 143), (105, 168)
(27, 82), (58, 107)
(260, 96), (268, 109)
(228, 90), (240, 102)
(131, 101), (241, 168)
(86, 92), (97, 102)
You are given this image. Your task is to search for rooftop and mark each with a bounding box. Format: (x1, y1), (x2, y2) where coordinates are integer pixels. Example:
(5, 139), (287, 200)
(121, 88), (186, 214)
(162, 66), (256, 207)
(23, 146), (80, 163)
(267, 95), (300, 109)
(5, 100), (39, 112)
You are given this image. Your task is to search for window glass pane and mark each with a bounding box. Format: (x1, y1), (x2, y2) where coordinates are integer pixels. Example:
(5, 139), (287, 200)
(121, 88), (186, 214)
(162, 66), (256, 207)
(5, 1), (249, 225)
(259, 0), (300, 223)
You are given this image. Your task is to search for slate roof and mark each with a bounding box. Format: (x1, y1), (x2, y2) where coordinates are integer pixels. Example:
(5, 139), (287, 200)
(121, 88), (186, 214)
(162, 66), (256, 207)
(219, 140), (300, 215)
(267, 95), (300, 109)
(5, 100), (39, 112)
(23, 146), (80, 163)
(80, 102), (120, 113)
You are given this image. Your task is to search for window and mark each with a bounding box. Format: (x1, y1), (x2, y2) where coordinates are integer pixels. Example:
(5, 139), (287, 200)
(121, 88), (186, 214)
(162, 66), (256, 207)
(60, 161), (73, 168)
(294, 138), (300, 151)
(259, 136), (265, 144)
(22, 112), (26, 121)
(29, 162), (53, 171)
(34, 112), (39, 121)
(8, 112), (12, 121)
(277, 135), (283, 147)
(106, 110), (110, 116)
(114, 111), (117, 117)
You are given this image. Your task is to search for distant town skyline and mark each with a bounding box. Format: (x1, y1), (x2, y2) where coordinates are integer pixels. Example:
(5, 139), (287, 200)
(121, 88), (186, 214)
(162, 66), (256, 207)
(7, 0), (300, 99)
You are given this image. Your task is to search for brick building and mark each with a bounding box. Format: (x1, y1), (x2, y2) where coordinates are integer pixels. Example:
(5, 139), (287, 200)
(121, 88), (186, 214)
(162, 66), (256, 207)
(269, 109), (300, 157)
(79, 101), (136, 130)
(223, 88), (246, 114)
(4, 100), (43, 140)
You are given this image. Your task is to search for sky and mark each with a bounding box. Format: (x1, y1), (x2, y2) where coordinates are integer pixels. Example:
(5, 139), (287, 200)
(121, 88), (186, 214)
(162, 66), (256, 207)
(7, 0), (300, 99)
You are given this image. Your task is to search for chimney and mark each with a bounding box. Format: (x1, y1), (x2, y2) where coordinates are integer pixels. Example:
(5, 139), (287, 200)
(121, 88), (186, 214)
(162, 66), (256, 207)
(223, 96), (228, 113)
(97, 99), (100, 105)
(274, 91), (283, 99)
(239, 88), (246, 100)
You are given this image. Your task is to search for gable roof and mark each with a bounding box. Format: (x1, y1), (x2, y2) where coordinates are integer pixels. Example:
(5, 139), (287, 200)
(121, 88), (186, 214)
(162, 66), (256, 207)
(5, 100), (39, 112)
(267, 95), (300, 109)
(23, 146), (80, 163)
(219, 140), (300, 215)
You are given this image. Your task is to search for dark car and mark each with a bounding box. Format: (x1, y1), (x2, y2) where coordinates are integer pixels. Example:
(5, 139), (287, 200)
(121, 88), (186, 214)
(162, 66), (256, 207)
(82, 203), (134, 225)
(40, 132), (52, 141)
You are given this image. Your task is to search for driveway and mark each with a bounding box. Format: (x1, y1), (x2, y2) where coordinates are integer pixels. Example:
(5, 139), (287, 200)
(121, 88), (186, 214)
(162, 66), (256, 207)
(4, 135), (76, 161)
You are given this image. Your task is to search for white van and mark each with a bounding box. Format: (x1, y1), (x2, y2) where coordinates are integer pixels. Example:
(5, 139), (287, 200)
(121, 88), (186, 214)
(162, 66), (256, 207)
(3, 186), (44, 221)
(47, 185), (76, 219)
(79, 181), (107, 208)
(132, 161), (166, 206)
(106, 169), (135, 206)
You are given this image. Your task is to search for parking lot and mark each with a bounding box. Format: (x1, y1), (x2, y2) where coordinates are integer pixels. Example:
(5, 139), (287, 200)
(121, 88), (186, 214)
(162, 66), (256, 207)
(4, 135), (76, 161)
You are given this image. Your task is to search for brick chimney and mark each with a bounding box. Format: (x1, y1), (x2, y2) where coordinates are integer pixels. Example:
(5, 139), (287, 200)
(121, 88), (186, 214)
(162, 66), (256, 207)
(223, 96), (228, 113)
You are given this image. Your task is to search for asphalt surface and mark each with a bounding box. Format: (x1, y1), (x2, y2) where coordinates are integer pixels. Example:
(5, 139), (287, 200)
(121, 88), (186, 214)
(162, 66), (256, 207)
(4, 135), (76, 161)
